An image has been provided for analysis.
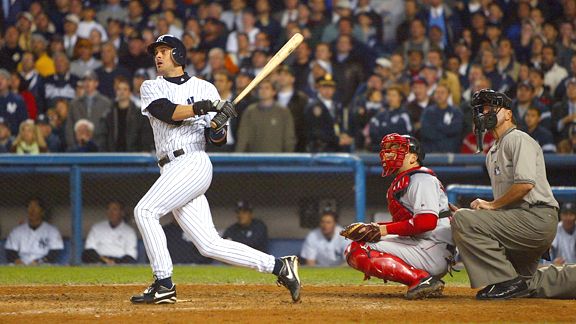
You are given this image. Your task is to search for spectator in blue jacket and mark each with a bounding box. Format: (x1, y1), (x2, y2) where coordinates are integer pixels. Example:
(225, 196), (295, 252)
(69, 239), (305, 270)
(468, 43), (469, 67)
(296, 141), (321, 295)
(525, 106), (556, 153)
(0, 69), (28, 135)
(420, 83), (463, 153)
(368, 86), (412, 152)
(223, 200), (269, 253)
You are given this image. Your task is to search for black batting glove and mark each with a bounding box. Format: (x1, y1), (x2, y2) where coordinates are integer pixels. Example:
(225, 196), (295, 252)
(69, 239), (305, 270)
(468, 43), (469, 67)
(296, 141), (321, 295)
(212, 100), (238, 118)
(192, 100), (212, 116)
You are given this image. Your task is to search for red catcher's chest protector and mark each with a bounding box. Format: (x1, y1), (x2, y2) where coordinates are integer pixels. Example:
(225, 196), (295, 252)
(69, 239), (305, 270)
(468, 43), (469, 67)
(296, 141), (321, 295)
(386, 166), (438, 222)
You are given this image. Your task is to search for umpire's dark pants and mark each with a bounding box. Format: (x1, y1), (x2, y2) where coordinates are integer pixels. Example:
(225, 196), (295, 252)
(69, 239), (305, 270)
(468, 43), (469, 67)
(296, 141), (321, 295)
(452, 206), (576, 298)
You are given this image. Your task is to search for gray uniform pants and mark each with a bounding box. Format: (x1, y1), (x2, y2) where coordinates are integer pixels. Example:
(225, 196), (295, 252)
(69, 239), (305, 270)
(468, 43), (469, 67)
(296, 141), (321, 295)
(452, 206), (576, 298)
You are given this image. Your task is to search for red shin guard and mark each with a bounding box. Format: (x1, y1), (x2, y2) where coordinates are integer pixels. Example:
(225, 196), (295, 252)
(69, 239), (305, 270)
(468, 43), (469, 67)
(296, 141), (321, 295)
(344, 242), (430, 288)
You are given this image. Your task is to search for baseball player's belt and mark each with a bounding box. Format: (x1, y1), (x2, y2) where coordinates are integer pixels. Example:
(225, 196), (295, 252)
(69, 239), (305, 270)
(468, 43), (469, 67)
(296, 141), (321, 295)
(158, 149), (185, 167)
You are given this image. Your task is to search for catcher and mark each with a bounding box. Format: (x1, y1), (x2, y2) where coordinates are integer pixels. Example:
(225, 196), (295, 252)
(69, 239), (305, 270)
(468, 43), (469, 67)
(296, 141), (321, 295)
(341, 133), (454, 299)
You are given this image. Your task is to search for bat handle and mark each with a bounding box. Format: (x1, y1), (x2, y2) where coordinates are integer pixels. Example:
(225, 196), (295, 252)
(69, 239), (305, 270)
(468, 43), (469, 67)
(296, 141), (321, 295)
(210, 112), (229, 130)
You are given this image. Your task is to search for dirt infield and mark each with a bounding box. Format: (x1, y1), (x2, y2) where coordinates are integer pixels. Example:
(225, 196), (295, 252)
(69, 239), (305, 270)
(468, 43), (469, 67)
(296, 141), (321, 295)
(0, 284), (574, 323)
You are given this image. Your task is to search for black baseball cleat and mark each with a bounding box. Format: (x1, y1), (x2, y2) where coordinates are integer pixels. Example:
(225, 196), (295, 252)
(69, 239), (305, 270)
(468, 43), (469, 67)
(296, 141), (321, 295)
(476, 277), (531, 300)
(405, 276), (445, 300)
(276, 255), (302, 302)
(130, 281), (177, 304)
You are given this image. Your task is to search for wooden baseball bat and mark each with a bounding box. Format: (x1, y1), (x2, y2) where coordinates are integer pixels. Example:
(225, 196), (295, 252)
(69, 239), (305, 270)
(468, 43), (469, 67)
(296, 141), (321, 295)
(211, 33), (304, 129)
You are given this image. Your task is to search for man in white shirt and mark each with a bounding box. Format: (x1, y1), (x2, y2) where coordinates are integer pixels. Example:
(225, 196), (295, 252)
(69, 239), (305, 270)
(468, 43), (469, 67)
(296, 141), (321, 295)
(551, 202), (576, 265)
(82, 201), (138, 264)
(300, 209), (349, 266)
(5, 198), (64, 265)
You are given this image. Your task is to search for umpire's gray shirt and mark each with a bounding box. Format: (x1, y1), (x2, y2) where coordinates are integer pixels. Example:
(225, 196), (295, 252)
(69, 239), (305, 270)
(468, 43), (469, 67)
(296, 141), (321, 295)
(486, 127), (559, 209)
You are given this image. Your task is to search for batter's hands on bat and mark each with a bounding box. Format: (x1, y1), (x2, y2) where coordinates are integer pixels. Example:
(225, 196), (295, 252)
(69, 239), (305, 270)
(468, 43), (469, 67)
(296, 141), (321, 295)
(470, 198), (494, 210)
(212, 100), (238, 118)
(210, 111), (229, 130)
(340, 222), (382, 243)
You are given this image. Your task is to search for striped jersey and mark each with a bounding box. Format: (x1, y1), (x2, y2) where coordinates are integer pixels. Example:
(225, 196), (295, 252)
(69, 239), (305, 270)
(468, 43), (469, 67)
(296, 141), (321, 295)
(140, 76), (221, 158)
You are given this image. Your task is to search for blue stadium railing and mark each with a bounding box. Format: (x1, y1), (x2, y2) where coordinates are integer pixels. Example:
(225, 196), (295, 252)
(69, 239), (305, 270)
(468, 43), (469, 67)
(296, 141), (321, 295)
(446, 185), (576, 204)
(0, 153), (574, 265)
(0, 153), (366, 265)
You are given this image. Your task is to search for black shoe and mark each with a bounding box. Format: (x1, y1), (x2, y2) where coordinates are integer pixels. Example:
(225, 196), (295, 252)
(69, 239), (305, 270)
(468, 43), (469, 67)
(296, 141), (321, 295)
(405, 276), (445, 300)
(276, 256), (302, 302)
(476, 277), (530, 300)
(130, 281), (177, 304)
(475, 284), (495, 299)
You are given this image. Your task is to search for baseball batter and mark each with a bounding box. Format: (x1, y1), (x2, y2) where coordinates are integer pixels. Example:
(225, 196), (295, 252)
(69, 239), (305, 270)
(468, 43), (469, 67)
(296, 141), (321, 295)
(341, 133), (454, 300)
(452, 89), (576, 299)
(130, 35), (301, 304)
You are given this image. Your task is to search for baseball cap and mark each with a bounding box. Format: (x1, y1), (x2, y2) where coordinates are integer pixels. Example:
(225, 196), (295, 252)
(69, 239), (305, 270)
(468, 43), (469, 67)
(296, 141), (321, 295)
(336, 0), (352, 9)
(376, 57), (392, 69)
(236, 200), (253, 212)
(0, 68), (10, 80)
(562, 202), (576, 213)
(82, 70), (99, 81)
(134, 68), (149, 79)
(36, 114), (50, 125)
(17, 12), (33, 22)
(316, 74), (336, 87)
(422, 63), (438, 71)
(517, 80), (534, 91)
(411, 76), (428, 86)
(65, 14), (80, 25)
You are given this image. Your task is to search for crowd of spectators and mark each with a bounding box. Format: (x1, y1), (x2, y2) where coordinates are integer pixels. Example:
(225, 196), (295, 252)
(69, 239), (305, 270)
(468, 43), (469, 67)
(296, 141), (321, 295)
(1, 0), (576, 155)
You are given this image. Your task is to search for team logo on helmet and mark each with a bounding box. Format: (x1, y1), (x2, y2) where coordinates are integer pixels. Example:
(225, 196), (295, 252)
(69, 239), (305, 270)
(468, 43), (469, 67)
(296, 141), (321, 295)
(156, 34), (176, 42)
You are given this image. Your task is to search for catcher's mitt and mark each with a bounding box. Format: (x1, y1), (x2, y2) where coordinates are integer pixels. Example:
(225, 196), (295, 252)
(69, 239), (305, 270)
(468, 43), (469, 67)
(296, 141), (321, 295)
(340, 222), (381, 243)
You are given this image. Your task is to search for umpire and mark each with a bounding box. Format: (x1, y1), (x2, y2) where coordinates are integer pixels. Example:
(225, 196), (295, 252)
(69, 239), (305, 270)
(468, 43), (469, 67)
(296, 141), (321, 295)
(452, 89), (576, 300)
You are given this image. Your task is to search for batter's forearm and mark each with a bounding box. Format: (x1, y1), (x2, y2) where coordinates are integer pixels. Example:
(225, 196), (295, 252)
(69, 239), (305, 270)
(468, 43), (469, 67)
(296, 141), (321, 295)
(172, 104), (195, 121)
(490, 183), (534, 209)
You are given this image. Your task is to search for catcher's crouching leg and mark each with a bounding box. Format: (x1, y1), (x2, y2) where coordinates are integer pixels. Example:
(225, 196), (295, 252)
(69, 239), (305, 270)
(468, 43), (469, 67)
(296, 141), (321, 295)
(344, 242), (444, 299)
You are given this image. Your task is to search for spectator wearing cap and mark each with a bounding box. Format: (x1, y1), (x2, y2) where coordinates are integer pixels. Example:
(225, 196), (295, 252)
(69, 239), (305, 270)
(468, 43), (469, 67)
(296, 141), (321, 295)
(368, 86), (412, 152)
(542, 45), (568, 95)
(552, 77), (576, 143)
(95, 42), (132, 100)
(70, 38), (102, 79)
(551, 203), (576, 265)
(99, 77), (153, 152)
(402, 19), (430, 59)
(97, 0), (128, 26)
(63, 14), (80, 58)
(30, 33), (55, 78)
(16, 12), (34, 52)
(525, 106), (556, 153)
(36, 113), (62, 153)
(0, 69), (28, 135)
(10, 119), (47, 154)
(512, 80), (552, 132)
(304, 74), (350, 152)
(427, 48), (461, 105)
(68, 118), (98, 152)
(0, 26), (24, 73)
(420, 83), (463, 153)
(300, 209), (348, 267)
(236, 78), (296, 153)
(43, 52), (79, 107)
(0, 117), (14, 153)
(373, 57), (394, 89)
(66, 71), (111, 149)
(223, 201), (269, 253)
(276, 65), (309, 152)
(9, 71), (37, 119)
(77, 4), (108, 42)
(405, 76), (432, 135)
(130, 68), (148, 108)
(529, 66), (554, 108)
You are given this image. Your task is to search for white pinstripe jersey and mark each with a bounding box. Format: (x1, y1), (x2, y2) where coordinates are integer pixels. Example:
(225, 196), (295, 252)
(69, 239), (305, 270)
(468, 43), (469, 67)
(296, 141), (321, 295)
(140, 76), (221, 158)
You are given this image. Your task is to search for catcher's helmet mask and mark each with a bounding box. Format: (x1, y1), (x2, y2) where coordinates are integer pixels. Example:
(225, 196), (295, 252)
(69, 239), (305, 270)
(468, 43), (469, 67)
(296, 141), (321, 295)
(147, 34), (186, 67)
(379, 133), (424, 177)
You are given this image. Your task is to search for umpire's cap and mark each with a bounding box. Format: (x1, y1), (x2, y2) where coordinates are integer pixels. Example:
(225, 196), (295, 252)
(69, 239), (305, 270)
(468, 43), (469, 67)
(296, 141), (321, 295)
(147, 34), (186, 67)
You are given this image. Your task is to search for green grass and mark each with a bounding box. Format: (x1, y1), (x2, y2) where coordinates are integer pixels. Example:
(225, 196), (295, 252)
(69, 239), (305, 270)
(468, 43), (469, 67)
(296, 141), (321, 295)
(0, 265), (470, 286)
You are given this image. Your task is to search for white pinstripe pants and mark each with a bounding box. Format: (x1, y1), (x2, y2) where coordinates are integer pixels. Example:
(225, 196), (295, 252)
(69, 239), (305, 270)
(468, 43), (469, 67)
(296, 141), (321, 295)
(134, 150), (276, 279)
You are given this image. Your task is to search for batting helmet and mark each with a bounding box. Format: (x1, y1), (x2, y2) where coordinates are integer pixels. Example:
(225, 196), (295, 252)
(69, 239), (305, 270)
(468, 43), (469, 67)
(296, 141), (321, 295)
(147, 34), (186, 67)
(379, 133), (424, 177)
